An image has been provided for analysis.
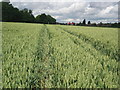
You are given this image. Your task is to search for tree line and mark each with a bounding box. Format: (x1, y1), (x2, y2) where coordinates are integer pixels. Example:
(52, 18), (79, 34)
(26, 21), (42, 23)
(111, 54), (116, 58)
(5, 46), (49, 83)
(59, 19), (120, 28)
(0, 1), (119, 28)
(0, 1), (56, 24)
(77, 19), (119, 28)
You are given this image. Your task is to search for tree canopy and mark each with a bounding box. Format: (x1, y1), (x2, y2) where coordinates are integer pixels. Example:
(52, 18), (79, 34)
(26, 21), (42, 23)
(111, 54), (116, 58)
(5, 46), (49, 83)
(2, 1), (22, 22)
(36, 13), (56, 24)
(1, 1), (56, 24)
(88, 21), (91, 24)
(82, 19), (86, 25)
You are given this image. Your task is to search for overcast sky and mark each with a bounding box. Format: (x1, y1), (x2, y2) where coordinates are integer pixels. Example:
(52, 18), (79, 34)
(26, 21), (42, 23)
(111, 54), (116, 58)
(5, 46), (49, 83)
(1, 0), (119, 23)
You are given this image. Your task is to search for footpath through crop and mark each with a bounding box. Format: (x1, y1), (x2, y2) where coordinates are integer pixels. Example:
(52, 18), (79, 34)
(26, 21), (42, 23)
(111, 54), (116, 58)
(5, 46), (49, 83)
(58, 26), (118, 61)
(36, 25), (119, 88)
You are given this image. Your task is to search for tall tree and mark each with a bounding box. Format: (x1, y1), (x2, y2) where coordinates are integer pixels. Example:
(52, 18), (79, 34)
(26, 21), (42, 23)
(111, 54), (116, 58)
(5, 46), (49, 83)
(36, 13), (47, 23)
(36, 13), (56, 24)
(82, 19), (86, 25)
(47, 15), (56, 24)
(20, 8), (35, 22)
(88, 21), (91, 24)
(1, 0), (55, 24)
(2, 1), (22, 22)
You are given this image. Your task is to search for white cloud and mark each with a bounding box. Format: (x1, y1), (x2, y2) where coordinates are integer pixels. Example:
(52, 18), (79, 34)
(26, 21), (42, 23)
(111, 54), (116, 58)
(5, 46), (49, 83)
(29, 2), (119, 23)
(52, 16), (62, 19)
(101, 6), (114, 14)
(1, 0), (118, 23)
(32, 2), (86, 15)
(85, 6), (96, 15)
(96, 4), (118, 19)
(63, 18), (75, 22)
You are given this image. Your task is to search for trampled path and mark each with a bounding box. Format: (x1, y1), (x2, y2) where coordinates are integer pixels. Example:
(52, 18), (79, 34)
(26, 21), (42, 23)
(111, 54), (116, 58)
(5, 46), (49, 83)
(36, 25), (119, 88)
(57, 26), (118, 61)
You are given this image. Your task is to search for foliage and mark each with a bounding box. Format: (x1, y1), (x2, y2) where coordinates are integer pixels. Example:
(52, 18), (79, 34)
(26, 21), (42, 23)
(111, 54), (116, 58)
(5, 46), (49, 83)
(88, 21), (91, 24)
(20, 8), (35, 23)
(36, 13), (56, 24)
(82, 19), (86, 25)
(2, 2), (22, 22)
(1, 1), (56, 24)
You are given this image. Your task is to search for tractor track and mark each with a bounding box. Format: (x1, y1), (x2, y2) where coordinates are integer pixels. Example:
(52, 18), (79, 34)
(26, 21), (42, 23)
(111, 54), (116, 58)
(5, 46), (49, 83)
(57, 26), (119, 61)
(30, 24), (53, 88)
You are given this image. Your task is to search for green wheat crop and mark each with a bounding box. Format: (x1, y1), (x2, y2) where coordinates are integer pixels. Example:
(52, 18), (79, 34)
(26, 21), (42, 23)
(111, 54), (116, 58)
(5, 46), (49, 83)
(2, 22), (119, 88)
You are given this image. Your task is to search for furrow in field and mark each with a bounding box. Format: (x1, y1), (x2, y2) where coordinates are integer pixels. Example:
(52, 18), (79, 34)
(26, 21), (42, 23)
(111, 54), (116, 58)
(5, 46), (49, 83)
(33, 24), (54, 88)
(46, 25), (119, 88)
(33, 25), (49, 88)
(58, 26), (118, 61)
(63, 27), (118, 68)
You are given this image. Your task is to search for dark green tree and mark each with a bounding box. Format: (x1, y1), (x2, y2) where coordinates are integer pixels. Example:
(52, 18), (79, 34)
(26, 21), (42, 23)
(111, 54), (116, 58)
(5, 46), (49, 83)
(88, 21), (91, 24)
(47, 15), (56, 24)
(36, 13), (56, 24)
(20, 8), (35, 22)
(1, 0), (55, 24)
(82, 19), (86, 25)
(78, 22), (81, 25)
(2, 1), (22, 22)
(36, 13), (47, 23)
(1, 0), (35, 22)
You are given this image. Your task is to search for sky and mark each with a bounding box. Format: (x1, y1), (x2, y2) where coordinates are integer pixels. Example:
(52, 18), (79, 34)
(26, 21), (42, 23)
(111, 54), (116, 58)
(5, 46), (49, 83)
(1, 0), (119, 23)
